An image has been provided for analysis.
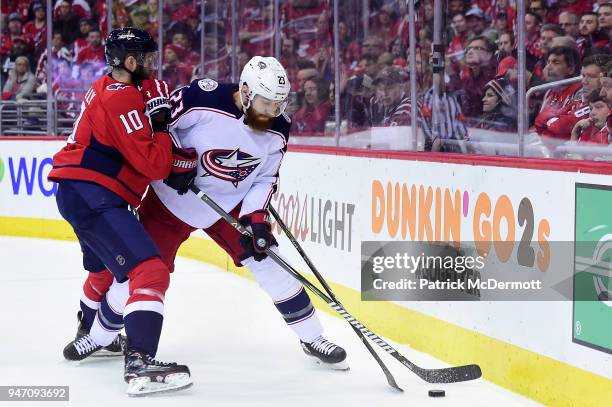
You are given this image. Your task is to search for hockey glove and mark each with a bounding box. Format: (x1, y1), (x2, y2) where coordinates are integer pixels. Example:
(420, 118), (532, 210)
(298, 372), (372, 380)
(238, 210), (276, 262)
(140, 78), (171, 132)
(163, 146), (198, 195)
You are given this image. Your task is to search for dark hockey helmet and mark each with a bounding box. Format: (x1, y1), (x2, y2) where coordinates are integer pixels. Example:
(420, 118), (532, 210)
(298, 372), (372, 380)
(105, 27), (158, 69)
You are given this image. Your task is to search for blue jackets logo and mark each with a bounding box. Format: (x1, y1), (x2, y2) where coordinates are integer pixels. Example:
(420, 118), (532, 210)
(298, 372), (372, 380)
(2, 156), (57, 197)
(201, 148), (261, 188)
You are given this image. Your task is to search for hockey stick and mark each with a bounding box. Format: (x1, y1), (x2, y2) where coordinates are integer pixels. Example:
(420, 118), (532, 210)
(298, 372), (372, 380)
(190, 185), (482, 384)
(268, 206), (403, 392)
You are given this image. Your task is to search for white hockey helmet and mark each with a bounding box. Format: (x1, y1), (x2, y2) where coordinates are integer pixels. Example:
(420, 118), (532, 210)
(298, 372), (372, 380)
(239, 56), (291, 117)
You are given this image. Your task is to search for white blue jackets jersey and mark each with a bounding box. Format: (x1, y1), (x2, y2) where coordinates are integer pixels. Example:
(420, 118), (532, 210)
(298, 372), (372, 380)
(151, 78), (291, 229)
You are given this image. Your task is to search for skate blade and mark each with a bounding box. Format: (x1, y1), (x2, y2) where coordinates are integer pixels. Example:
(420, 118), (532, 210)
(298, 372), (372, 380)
(91, 349), (123, 358)
(126, 373), (193, 397)
(306, 355), (350, 371)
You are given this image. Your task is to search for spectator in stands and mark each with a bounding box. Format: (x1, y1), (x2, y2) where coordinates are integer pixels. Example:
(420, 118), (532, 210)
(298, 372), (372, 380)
(54, 0), (81, 44)
(559, 12), (580, 38)
(53, 0), (90, 20)
(577, 12), (608, 50)
(24, 3), (46, 53)
(571, 90), (610, 144)
(599, 61), (612, 103)
(528, 0), (548, 23)
(597, 3), (612, 50)
(539, 24), (565, 56)
(361, 36), (384, 64)
(171, 30), (199, 66)
(196, 23), (230, 81)
(73, 18), (93, 58)
(338, 19), (361, 65)
(162, 44), (191, 91)
(35, 30), (72, 92)
(130, 6), (150, 32)
(2, 56), (34, 101)
(147, 0), (159, 36)
(531, 24), (565, 78)
(534, 46), (583, 139)
(308, 11), (333, 58)
(1, 13), (27, 59)
(465, 6), (487, 37)
(414, 48), (433, 95)
(581, 54), (610, 98)
(449, 35), (497, 119)
(293, 77), (331, 135)
(497, 30), (515, 63)
(342, 75), (373, 130)
(392, 0), (410, 50)
(525, 12), (543, 58)
(447, 13), (469, 74)
(75, 28), (105, 66)
(1, 37), (32, 85)
(580, 12), (599, 37)
(448, 0), (466, 16)
(475, 77), (516, 131)
(368, 67), (414, 127)
(370, 4), (397, 49)
(296, 59), (318, 92)
(239, 2), (274, 57)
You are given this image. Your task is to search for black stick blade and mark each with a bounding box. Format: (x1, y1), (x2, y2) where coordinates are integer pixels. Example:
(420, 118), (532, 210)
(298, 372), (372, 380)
(423, 364), (482, 383)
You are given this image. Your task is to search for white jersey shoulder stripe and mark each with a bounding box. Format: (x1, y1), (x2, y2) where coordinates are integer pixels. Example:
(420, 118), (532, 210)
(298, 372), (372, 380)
(266, 129), (288, 147)
(170, 106), (237, 127)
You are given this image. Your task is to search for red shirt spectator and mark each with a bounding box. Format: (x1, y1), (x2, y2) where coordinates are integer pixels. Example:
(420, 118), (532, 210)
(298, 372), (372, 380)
(75, 30), (105, 66)
(369, 5), (398, 49)
(162, 44), (192, 91)
(534, 47), (584, 139)
(171, 32), (200, 67)
(578, 124), (609, 144)
(535, 83), (586, 138)
(293, 77), (331, 135)
(24, 4), (47, 47)
(447, 13), (469, 74)
(53, 0), (90, 19)
(1, 13), (29, 58)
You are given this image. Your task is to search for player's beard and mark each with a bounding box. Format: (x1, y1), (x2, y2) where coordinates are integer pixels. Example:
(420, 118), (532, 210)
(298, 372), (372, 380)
(128, 64), (150, 87)
(244, 106), (274, 131)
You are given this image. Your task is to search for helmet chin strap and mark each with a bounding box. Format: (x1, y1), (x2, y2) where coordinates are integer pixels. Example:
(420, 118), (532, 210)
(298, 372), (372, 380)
(238, 89), (251, 115)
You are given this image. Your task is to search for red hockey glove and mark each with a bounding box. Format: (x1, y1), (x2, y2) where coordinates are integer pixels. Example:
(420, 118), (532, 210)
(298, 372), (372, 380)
(238, 210), (276, 262)
(163, 146), (198, 195)
(140, 78), (171, 132)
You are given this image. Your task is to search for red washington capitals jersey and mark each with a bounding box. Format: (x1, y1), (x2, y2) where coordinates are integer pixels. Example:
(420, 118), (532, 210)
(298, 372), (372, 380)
(534, 83), (586, 139)
(48, 75), (173, 206)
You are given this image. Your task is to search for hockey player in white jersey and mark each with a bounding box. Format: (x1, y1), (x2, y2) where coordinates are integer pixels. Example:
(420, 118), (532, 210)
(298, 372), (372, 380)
(137, 56), (349, 370)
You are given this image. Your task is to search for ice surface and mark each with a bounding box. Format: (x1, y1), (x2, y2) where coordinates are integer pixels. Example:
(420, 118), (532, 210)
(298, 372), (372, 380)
(0, 237), (541, 406)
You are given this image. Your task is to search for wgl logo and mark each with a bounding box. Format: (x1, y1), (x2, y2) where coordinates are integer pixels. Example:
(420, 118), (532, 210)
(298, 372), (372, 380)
(6, 156), (57, 197)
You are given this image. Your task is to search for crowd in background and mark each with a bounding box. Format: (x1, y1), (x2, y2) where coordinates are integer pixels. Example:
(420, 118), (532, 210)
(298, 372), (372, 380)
(1, 0), (612, 154)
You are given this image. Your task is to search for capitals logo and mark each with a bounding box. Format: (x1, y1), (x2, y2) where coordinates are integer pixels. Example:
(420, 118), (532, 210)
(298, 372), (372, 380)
(201, 148), (261, 187)
(107, 83), (129, 91)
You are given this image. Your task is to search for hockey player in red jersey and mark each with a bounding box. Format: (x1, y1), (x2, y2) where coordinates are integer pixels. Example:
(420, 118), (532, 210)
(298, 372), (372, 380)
(49, 27), (198, 396)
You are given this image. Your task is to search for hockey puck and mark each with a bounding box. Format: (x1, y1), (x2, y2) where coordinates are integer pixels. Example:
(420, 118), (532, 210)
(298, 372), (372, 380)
(428, 390), (445, 397)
